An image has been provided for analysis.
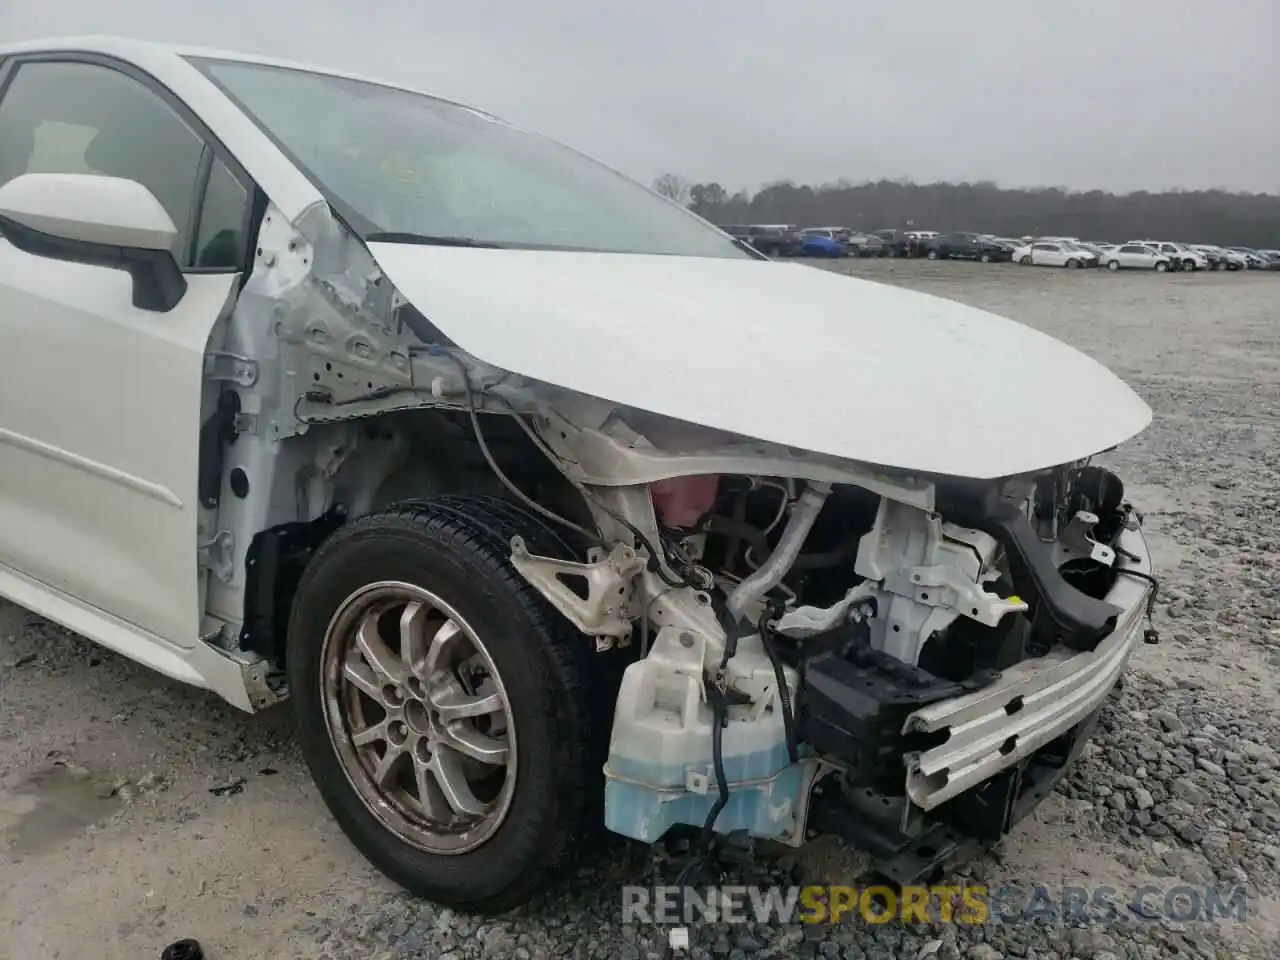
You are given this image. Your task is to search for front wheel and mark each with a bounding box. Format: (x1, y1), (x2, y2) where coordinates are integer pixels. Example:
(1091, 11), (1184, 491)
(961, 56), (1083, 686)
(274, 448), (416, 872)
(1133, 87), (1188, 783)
(926, 249), (939, 260)
(979, 252), (992, 263)
(1066, 258), (1080, 269)
(1107, 260), (1120, 271)
(1018, 255), (1031, 265)
(1155, 261), (1168, 272)
(287, 499), (602, 913)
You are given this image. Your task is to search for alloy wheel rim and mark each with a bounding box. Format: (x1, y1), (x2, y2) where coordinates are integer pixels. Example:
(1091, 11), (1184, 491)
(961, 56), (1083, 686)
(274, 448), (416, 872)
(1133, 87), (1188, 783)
(320, 581), (517, 854)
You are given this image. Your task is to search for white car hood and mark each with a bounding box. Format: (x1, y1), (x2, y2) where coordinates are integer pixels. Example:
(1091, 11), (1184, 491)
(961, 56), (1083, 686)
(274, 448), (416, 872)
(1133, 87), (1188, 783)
(367, 245), (1152, 479)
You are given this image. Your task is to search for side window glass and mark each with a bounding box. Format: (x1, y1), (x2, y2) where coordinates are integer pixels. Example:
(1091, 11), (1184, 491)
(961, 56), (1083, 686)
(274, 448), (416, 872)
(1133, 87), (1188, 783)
(193, 156), (252, 269)
(0, 60), (204, 262)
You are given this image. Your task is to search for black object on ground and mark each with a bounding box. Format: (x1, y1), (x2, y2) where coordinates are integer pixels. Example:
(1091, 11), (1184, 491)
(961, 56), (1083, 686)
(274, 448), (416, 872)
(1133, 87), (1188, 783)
(160, 939), (204, 960)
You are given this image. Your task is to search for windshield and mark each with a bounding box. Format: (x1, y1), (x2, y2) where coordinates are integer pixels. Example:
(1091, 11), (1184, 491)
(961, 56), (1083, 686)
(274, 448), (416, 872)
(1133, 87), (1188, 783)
(189, 58), (750, 258)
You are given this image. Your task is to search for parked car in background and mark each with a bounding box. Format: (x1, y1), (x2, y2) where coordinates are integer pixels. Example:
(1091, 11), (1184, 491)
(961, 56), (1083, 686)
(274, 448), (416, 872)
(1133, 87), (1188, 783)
(923, 231), (1012, 262)
(1195, 245), (1247, 270)
(1171, 243), (1209, 271)
(1128, 241), (1201, 271)
(1103, 244), (1173, 271)
(1188, 245), (1231, 270)
(1012, 241), (1090, 268)
(1033, 238), (1099, 267)
(1228, 247), (1279, 269)
(872, 228), (913, 257)
(1073, 242), (1109, 261)
(844, 232), (884, 257)
(796, 228), (845, 258)
(1063, 242), (1100, 267)
(724, 224), (800, 257)
(806, 225), (853, 242)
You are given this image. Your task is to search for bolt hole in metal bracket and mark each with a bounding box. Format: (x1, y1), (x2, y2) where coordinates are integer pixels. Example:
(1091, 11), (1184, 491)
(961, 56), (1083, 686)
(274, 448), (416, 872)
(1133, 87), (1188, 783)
(509, 537), (648, 649)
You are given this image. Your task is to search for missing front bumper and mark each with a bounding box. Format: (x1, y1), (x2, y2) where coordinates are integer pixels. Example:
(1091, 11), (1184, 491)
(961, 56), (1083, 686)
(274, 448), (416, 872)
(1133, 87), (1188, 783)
(902, 517), (1153, 811)
(802, 511), (1153, 883)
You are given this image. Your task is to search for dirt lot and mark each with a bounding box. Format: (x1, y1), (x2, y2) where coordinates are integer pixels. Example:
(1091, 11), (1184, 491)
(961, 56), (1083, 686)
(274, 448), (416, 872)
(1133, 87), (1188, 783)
(2, 260), (1278, 960)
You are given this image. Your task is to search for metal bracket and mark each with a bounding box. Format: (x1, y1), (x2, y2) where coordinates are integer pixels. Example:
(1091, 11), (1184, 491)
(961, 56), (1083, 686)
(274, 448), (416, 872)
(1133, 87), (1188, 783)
(198, 530), (235, 583)
(232, 412), (258, 436)
(898, 563), (1029, 627)
(775, 581), (879, 638)
(1056, 510), (1116, 567)
(509, 537), (646, 644)
(203, 351), (258, 387)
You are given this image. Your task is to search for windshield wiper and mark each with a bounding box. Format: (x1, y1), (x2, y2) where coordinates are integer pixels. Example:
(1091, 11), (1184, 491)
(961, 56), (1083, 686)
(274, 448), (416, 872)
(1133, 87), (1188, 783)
(364, 232), (506, 249)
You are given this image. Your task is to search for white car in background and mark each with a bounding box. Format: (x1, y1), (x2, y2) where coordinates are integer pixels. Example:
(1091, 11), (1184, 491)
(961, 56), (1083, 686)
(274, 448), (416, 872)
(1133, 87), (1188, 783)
(1103, 244), (1173, 271)
(1030, 238), (1100, 267)
(1170, 243), (1209, 271)
(0, 35), (1159, 915)
(1012, 240), (1090, 268)
(1064, 242), (1101, 267)
(1129, 241), (1205, 271)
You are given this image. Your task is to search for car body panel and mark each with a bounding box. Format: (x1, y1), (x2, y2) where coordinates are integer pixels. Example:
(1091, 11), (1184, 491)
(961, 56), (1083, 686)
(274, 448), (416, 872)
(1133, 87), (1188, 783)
(366, 242), (1152, 480)
(0, 242), (239, 644)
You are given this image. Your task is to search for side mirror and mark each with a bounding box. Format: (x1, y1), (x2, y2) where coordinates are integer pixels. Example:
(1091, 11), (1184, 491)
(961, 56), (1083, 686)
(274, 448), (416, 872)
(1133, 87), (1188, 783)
(0, 173), (187, 312)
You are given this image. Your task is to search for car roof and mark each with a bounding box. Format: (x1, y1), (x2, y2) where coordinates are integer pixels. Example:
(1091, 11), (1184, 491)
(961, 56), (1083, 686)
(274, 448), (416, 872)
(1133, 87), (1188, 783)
(0, 35), (471, 109)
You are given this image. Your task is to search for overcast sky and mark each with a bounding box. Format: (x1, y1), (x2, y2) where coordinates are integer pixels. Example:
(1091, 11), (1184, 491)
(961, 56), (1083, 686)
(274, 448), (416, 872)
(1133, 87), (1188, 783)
(2, 1), (1276, 195)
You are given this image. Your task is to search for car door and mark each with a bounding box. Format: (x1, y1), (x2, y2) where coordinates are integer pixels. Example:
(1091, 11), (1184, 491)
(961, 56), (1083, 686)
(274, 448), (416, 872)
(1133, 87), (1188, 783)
(1124, 245), (1152, 267)
(0, 56), (257, 647)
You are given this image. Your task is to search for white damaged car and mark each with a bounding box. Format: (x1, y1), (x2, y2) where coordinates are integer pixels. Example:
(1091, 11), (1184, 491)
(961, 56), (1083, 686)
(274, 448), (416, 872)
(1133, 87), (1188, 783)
(0, 37), (1160, 912)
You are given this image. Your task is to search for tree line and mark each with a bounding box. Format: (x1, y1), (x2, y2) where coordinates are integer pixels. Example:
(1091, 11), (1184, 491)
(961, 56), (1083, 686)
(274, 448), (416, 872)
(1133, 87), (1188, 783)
(651, 174), (1280, 247)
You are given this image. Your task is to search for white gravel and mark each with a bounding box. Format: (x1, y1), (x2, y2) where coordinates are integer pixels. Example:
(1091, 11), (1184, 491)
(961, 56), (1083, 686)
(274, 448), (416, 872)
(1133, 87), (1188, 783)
(1, 261), (1277, 960)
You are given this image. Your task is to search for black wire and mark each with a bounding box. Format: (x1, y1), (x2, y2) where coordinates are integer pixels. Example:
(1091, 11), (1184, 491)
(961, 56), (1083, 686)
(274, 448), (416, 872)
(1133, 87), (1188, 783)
(758, 605), (799, 765)
(1116, 566), (1162, 643)
(675, 675), (731, 915)
(427, 350), (602, 543)
(700, 679), (731, 844)
(617, 516), (698, 589)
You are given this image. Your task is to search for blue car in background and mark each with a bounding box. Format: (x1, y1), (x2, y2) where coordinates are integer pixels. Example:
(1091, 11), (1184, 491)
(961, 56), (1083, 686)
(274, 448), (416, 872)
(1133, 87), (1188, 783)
(797, 227), (846, 257)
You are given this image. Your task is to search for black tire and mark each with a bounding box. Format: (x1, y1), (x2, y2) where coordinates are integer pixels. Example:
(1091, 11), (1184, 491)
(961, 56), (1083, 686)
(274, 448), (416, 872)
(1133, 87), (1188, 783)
(1155, 261), (1168, 272)
(926, 248), (939, 260)
(287, 498), (603, 913)
(1065, 258), (1080, 269)
(1018, 255), (1031, 265)
(979, 252), (992, 263)
(1107, 260), (1120, 271)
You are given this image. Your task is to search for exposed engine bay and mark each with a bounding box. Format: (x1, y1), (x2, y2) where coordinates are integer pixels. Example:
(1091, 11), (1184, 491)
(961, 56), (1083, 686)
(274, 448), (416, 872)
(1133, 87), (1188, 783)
(478, 398), (1159, 882)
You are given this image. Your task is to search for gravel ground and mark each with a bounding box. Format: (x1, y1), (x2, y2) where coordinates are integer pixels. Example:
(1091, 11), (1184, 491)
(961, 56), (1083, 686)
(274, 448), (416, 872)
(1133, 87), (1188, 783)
(2, 260), (1278, 959)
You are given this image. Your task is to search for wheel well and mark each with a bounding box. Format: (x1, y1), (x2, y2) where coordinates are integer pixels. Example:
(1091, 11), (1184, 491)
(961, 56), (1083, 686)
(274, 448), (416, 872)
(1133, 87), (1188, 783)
(238, 408), (595, 669)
